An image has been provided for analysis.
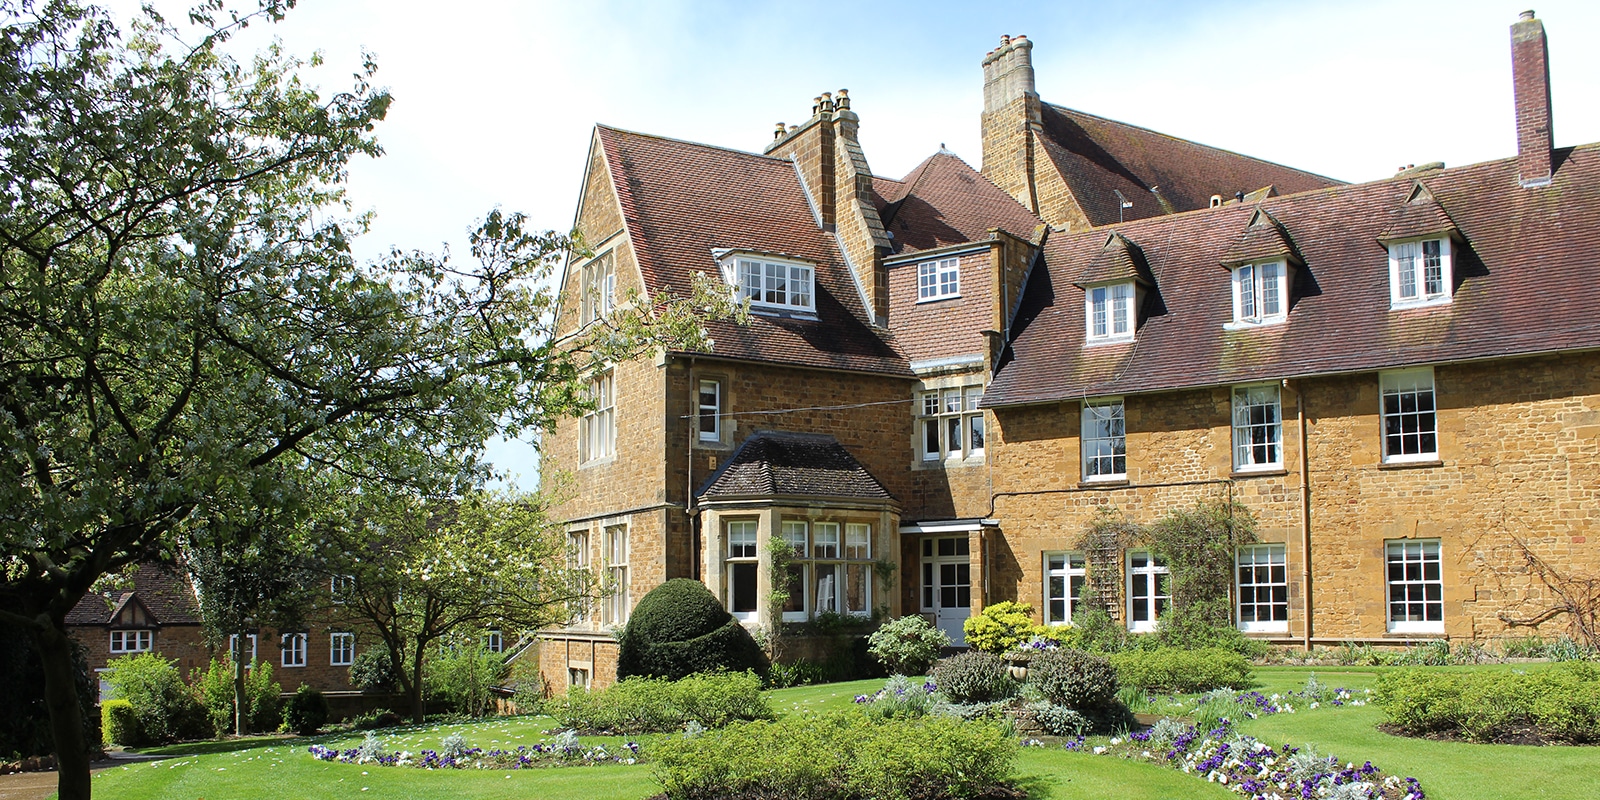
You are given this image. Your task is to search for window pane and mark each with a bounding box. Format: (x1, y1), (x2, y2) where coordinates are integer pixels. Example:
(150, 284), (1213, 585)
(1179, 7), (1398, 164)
(1111, 283), (1132, 334)
(845, 524), (871, 559)
(1422, 240), (1444, 296)
(732, 563), (758, 613)
(1261, 263), (1282, 317)
(846, 564), (869, 614)
(1090, 287), (1107, 337)
(813, 523), (839, 558)
(1238, 264), (1256, 319)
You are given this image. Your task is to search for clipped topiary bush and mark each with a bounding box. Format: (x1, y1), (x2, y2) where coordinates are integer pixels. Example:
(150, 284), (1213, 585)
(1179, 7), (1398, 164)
(962, 601), (1055, 655)
(930, 650), (1013, 704)
(1108, 646), (1253, 694)
(102, 698), (142, 747)
(617, 578), (767, 681)
(866, 615), (948, 676)
(1027, 648), (1119, 709)
(283, 684), (329, 735)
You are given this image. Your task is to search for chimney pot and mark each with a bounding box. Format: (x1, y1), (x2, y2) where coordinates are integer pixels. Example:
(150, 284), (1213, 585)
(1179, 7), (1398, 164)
(1520, 9), (1535, 20)
(835, 88), (850, 110)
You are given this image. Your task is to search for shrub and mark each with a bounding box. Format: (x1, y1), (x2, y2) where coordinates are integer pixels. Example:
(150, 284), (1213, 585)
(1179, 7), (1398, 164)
(351, 709), (404, 730)
(930, 651), (1013, 703)
(549, 671), (772, 734)
(866, 615), (948, 676)
(1376, 663), (1600, 743)
(427, 640), (507, 717)
(507, 656), (546, 715)
(617, 579), (767, 680)
(103, 653), (207, 744)
(102, 699), (141, 747)
(653, 712), (1017, 800)
(349, 642), (398, 692)
(283, 684), (329, 735)
(1024, 702), (1089, 737)
(1027, 648), (1119, 709)
(243, 661), (282, 733)
(962, 601), (1053, 655)
(191, 658), (235, 736)
(767, 659), (829, 688)
(858, 675), (935, 721)
(1109, 647), (1253, 694)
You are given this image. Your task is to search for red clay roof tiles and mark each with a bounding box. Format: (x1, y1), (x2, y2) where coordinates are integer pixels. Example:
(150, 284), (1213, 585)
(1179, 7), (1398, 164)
(985, 145), (1600, 408)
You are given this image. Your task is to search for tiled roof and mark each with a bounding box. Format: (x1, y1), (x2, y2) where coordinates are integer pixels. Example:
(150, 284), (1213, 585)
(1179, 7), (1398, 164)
(984, 145), (1600, 407)
(879, 151), (1043, 253)
(1219, 209), (1300, 266)
(65, 563), (201, 626)
(1076, 231), (1154, 287)
(697, 430), (896, 502)
(595, 126), (911, 377)
(1038, 104), (1343, 226)
(1380, 182), (1458, 241)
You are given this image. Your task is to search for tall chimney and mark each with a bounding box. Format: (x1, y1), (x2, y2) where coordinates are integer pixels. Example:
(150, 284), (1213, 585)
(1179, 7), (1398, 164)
(980, 35), (1043, 215)
(1511, 10), (1554, 187)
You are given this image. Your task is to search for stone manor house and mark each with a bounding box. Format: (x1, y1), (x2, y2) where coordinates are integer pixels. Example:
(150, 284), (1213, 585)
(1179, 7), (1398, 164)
(539, 12), (1599, 691)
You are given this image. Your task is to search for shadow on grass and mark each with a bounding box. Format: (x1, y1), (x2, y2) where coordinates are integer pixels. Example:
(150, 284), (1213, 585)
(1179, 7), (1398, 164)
(127, 734), (297, 757)
(1012, 772), (1059, 798)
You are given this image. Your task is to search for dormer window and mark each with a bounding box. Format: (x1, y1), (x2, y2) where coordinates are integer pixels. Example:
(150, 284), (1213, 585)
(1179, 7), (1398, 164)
(1085, 281), (1135, 342)
(917, 257), (960, 301)
(1231, 261), (1287, 326)
(735, 257), (814, 312)
(1388, 238), (1452, 308)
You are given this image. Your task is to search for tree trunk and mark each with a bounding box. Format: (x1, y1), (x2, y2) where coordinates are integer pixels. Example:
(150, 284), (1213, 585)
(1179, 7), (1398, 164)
(233, 636), (248, 737)
(33, 621), (92, 800)
(410, 646), (427, 724)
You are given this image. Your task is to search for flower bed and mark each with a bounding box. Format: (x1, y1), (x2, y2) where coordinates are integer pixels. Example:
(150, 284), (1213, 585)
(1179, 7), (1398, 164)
(1089, 719), (1425, 800)
(307, 730), (641, 769)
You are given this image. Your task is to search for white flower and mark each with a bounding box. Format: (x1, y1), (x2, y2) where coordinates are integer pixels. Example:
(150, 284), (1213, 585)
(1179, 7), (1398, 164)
(1093, 746), (1107, 755)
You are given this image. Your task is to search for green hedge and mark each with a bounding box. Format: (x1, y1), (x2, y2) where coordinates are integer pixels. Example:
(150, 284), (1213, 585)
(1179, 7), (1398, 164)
(102, 699), (141, 747)
(548, 671), (773, 734)
(1108, 647), (1253, 693)
(654, 712), (1017, 800)
(1375, 662), (1600, 743)
(617, 579), (767, 680)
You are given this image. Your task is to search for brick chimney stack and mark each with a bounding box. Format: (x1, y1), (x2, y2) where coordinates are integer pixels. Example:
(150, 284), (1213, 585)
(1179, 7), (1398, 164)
(1511, 10), (1554, 188)
(980, 35), (1044, 215)
(764, 90), (892, 326)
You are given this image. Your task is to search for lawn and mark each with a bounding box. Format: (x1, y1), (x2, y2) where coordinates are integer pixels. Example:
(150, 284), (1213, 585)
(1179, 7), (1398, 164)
(86, 666), (1600, 800)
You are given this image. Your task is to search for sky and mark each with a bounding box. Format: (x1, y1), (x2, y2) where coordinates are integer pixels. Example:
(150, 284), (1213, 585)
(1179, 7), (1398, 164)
(107, 0), (1600, 489)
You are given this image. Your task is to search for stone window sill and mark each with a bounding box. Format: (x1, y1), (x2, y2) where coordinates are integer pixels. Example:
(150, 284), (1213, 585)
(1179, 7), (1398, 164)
(1377, 459), (1444, 471)
(1230, 468), (1288, 479)
(1077, 479), (1130, 489)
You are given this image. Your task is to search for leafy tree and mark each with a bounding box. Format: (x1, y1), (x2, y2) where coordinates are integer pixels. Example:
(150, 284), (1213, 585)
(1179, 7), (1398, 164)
(326, 490), (589, 723)
(184, 486), (319, 736)
(0, 3), (736, 795)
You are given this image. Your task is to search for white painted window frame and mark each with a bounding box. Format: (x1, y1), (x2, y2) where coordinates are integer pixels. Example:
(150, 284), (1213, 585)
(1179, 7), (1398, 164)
(1236, 544), (1289, 633)
(281, 632), (307, 668)
(1229, 260), (1288, 327)
(603, 523), (630, 627)
(1043, 552), (1087, 626)
(109, 629), (153, 654)
(697, 379), (722, 442)
(731, 257), (815, 312)
(1232, 383), (1284, 471)
(917, 257), (961, 302)
(1388, 237), (1452, 309)
(229, 633), (258, 665)
(330, 632), (355, 666)
(1380, 367), (1439, 463)
(1126, 550), (1170, 633)
(1386, 539), (1444, 633)
(1080, 398), (1126, 481)
(726, 519), (760, 622)
(1084, 280), (1136, 343)
(580, 251), (616, 325)
(579, 370), (615, 464)
(917, 385), (985, 462)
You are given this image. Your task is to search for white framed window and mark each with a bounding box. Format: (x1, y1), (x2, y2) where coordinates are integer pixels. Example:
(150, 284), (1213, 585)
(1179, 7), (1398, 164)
(331, 574), (354, 603)
(580, 371), (615, 463)
(330, 632), (355, 666)
(735, 257), (814, 312)
(1236, 545), (1289, 632)
(568, 529), (591, 620)
(483, 630), (504, 654)
(1381, 368), (1438, 462)
(1080, 398), (1126, 481)
(1126, 551), (1170, 632)
(1232, 384), (1283, 471)
(1388, 238), (1452, 308)
(917, 257), (960, 301)
(1085, 281), (1135, 342)
(780, 520), (810, 622)
(228, 633), (258, 665)
(281, 633), (307, 668)
(580, 251), (615, 325)
(108, 629), (153, 654)
(726, 519), (759, 622)
(920, 536), (972, 613)
(603, 524), (629, 627)
(918, 385), (984, 461)
(1231, 261), (1287, 325)
(1043, 552), (1087, 626)
(778, 520), (873, 620)
(1387, 539), (1444, 633)
(697, 379), (721, 442)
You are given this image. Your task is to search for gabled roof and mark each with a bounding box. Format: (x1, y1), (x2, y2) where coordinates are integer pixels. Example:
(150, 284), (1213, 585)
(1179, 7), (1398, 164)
(1380, 182), (1459, 242)
(878, 151), (1043, 253)
(1220, 208), (1300, 266)
(697, 430), (896, 502)
(594, 126), (911, 377)
(1076, 231), (1154, 287)
(984, 144), (1600, 407)
(65, 563), (201, 626)
(1038, 104), (1343, 226)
